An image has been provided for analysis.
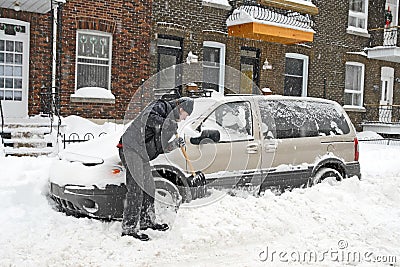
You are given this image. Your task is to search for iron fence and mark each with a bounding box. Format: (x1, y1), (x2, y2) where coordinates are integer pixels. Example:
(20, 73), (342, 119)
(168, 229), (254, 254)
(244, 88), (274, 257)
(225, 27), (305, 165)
(359, 138), (400, 146)
(362, 104), (400, 124)
(63, 132), (108, 149)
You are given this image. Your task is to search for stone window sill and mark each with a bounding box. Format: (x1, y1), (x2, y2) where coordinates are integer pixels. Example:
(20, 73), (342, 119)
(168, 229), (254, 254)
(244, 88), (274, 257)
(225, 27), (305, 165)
(70, 96), (115, 104)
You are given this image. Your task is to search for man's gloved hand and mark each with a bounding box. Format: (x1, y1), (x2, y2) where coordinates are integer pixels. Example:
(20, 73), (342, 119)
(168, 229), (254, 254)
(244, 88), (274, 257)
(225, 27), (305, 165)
(176, 137), (185, 148)
(166, 137), (185, 152)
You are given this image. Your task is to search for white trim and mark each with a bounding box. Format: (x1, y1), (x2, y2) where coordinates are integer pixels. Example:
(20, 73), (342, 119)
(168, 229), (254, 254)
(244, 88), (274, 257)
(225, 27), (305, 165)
(202, 0), (231, 10)
(285, 53), (309, 97)
(203, 41), (226, 94)
(0, 18), (30, 118)
(348, 0), (369, 31)
(346, 27), (370, 38)
(344, 61), (365, 107)
(75, 30), (113, 92)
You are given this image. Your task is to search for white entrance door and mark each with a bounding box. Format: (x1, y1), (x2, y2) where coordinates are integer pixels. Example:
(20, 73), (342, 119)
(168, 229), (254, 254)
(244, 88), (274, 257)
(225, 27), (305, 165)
(379, 67), (394, 122)
(0, 19), (30, 118)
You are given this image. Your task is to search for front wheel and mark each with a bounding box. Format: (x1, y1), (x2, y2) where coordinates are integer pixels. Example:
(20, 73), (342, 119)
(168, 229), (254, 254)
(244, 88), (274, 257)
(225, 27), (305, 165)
(309, 167), (343, 186)
(154, 177), (182, 212)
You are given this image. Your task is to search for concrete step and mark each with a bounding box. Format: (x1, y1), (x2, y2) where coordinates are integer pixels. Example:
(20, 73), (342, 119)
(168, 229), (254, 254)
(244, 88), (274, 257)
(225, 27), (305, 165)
(3, 138), (53, 149)
(4, 147), (57, 157)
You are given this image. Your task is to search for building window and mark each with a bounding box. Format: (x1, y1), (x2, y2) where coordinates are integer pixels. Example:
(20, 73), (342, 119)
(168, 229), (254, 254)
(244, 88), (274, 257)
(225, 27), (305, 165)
(284, 53), (308, 97)
(348, 0), (368, 33)
(157, 35), (183, 93)
(203, 41), (225, 93)
(344, 62), (364, 107)
(76, 30), (112, 90)
(240, 47), (260, 94)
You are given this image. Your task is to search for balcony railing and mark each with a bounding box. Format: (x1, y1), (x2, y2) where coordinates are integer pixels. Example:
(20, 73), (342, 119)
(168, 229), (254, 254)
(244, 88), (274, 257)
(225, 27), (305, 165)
(362, 104), (400, 124)
(368, 26), (400, 47)
(227, 4), (314, 31)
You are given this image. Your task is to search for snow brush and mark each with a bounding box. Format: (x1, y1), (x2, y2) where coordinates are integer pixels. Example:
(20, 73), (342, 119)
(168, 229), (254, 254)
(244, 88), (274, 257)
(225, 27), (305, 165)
(175, 134), (207, 199)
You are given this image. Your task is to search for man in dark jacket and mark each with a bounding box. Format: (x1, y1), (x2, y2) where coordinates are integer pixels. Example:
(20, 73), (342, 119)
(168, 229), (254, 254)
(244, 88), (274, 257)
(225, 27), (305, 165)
(118, 97), (194, 241)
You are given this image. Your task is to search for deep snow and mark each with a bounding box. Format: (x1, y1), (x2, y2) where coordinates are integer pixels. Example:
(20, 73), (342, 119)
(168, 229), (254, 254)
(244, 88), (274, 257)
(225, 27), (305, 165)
(0, 119), (399, 266)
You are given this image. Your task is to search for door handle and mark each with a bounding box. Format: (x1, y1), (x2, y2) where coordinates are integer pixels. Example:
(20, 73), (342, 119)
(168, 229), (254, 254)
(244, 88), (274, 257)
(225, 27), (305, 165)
(246, 143), (259, 154)
(265, 143), (277, 152)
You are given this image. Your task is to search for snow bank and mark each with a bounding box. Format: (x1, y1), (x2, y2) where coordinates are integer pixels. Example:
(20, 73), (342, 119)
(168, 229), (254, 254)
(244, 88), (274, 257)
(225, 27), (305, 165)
(357, 131), (383, 140)
(1, 116), (399, 266)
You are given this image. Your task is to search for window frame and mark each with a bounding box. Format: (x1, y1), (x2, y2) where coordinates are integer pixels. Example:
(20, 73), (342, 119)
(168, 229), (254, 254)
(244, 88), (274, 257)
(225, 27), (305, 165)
(344, 62), (365, 109)
(347, 0), (369, 34)
(75, 30), (113, 91)
(284, 53), (309, 97)
(203, 41), (225, 94)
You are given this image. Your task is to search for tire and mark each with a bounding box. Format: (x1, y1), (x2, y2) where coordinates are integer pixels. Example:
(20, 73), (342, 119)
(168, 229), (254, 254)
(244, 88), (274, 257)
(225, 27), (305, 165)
(154, 176), (182, 212)
(309, 167), (343, 186)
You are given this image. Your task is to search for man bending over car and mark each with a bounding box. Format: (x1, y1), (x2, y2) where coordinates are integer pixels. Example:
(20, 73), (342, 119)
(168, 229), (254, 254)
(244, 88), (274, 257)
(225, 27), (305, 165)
(117, 97), (194, 241)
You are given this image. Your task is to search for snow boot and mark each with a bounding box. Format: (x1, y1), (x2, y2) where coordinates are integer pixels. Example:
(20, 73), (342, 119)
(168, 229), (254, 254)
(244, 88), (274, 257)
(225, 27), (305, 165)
(121, 231), (150, 241)
(140, 223), (169, 231)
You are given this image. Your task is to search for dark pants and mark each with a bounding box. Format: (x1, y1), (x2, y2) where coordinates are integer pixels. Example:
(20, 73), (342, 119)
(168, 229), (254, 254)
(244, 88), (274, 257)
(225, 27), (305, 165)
(119, 147), (155, 234)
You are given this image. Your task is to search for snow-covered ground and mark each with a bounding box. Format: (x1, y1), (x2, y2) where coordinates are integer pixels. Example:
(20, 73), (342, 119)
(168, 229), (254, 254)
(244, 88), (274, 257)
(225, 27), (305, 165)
(0, 119), (399, 266)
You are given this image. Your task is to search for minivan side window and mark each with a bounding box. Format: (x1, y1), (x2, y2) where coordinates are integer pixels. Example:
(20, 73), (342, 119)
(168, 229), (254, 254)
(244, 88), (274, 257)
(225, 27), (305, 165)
(258, 100), (350, 139)
(201, 101), (253, 142)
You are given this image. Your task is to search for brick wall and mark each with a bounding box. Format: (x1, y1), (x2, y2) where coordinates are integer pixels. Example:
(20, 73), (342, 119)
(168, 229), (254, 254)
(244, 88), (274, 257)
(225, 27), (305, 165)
(60, 0), (152, 119)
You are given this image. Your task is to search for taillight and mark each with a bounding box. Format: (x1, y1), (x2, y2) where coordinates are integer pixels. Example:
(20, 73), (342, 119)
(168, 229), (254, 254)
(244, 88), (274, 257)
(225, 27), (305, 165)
(354, 137), (359, 161)
(112, 168), (121, 175)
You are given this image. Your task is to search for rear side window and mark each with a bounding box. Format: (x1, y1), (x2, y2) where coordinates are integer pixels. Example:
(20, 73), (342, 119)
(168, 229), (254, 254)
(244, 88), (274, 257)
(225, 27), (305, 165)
(258, 99), (350, 139)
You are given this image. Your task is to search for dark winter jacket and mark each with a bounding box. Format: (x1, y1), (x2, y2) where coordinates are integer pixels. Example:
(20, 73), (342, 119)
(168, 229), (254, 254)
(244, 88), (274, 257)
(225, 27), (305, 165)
(120, 99), (179, 161)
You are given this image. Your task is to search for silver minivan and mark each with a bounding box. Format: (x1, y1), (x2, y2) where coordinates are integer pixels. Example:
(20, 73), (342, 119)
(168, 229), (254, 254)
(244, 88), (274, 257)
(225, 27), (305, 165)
(157, 95), (360, 191)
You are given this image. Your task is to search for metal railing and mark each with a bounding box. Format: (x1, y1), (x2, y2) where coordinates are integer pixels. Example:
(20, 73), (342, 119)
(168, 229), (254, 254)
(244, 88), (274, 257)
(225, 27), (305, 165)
(369, 26), (400, 47)
(227, 3), (314, 30)
(62, 132), (108, 149)
(39, 86), (62, 137)
(362, 104), (400, 124)
(359, 138), (400, 146)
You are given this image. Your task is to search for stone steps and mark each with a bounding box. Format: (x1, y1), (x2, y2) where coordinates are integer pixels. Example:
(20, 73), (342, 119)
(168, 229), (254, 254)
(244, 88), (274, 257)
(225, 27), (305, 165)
(0, 117), (65, 157)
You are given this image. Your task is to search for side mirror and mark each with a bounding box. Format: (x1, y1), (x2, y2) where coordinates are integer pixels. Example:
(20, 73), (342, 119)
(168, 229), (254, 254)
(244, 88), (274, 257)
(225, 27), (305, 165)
(190, 129), (220, 145)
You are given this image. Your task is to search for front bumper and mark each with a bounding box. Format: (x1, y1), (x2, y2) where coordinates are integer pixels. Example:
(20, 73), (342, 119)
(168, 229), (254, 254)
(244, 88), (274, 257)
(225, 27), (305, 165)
(50, 183), (127, 220)
(49, 174), (207, 220)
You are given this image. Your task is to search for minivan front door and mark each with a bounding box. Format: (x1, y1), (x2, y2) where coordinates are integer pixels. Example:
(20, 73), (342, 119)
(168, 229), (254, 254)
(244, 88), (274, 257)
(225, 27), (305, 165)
(188, 101), (261, 187)
(0, 19), (30, 118)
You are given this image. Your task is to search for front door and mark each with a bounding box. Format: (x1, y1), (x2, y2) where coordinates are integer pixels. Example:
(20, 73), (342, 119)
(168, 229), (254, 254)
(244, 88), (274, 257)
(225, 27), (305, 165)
(0, 19), (29, 118)
(379, 67), (394, 122)
(240, 47), (260, 94)
(157, 36), (183, 94)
